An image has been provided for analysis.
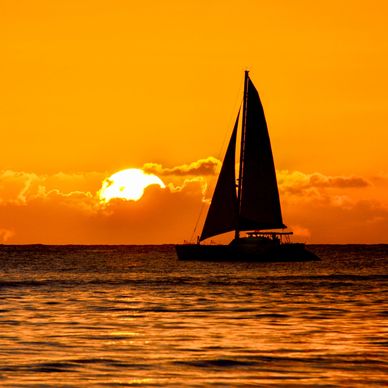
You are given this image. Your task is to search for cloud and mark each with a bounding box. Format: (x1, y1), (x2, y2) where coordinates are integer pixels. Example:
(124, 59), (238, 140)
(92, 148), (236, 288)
(143, 157), (220, 176)
(278, 170), (370, 192)
(284, 198), (388, 243)
(276, 170), (387, 242)
(309, 173), (370, 188)
(0, 227), (15, 242)
(0, 170), (104, 205)
(0, 163), (386, 244)
(277, 170), (372, 208)
(0, 183), (204, 244)
(289, 225), (311, 238)
(0, 164), (370, 207)
(0, 167), (207, 243)
(0, 170), (41, 205)
(167, 176), (208, 196)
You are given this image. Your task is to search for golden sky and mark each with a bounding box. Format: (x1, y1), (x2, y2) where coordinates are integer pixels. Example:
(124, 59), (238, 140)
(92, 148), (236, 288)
(1, 0), (387, 244)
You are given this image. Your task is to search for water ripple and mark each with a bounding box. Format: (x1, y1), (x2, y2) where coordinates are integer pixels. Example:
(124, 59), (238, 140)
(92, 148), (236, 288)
(0, 244), (387, 386)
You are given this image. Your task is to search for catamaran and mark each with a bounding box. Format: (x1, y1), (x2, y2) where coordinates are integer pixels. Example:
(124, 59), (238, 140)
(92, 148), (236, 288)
(176, 71), (318, 262)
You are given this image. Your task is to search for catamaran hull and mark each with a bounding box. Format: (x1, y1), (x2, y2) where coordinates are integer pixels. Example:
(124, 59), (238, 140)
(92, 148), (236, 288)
(175, 243), (319, 262)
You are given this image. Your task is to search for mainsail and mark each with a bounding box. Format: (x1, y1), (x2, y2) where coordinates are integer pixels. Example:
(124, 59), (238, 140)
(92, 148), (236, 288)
(200, 72), (285, 242)
(238, 78), (285, 231)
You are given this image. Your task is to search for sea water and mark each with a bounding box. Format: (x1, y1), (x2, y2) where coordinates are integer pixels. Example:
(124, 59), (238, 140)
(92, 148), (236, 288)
(0, 244), (387, 386)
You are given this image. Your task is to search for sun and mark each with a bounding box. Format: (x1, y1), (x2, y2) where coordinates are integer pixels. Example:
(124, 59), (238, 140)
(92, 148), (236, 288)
(98, 168), (165, 203)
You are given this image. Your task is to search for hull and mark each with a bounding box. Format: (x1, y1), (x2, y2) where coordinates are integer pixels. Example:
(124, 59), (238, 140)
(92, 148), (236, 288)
(176, 242), (319, 262)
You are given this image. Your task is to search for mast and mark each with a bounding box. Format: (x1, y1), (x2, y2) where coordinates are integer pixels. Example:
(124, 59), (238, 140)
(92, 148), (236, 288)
(235, 70), (249, 241)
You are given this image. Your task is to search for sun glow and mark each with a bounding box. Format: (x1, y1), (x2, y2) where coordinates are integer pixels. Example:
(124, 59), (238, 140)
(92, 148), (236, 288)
(98, 168), (165, 203)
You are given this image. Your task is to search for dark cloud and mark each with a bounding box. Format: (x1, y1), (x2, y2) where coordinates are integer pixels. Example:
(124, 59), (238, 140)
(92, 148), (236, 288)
(143, 157), (220, 176)
(309, 173), (370, 188)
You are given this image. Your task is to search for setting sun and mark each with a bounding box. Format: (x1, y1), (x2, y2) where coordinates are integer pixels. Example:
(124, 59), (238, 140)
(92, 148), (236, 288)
(98, 169), (165, 203)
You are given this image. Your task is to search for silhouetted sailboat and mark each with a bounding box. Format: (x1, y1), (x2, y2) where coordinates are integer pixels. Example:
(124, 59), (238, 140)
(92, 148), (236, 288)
(176, 71), (318, 261)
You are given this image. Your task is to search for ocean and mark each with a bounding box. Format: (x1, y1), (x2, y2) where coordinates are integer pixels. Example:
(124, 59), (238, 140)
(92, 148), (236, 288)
(0, 244), (387, 387)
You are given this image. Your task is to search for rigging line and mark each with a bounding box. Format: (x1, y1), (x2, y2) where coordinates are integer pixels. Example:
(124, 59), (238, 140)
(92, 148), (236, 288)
(190, 76), (245, 243)
(190, 180), (207, 243)
(216, 77), (245, 164)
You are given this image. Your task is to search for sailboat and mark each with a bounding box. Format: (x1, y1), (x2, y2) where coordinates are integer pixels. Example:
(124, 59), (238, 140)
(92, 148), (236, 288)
(176, 71), (318, 262)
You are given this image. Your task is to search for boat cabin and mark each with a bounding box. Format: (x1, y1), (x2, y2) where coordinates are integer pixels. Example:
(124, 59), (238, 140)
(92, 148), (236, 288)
(245, 231), (293, 244)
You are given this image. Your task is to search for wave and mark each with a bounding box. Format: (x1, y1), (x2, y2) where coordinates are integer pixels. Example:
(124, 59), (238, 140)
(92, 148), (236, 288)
(0, 273), (387, 290)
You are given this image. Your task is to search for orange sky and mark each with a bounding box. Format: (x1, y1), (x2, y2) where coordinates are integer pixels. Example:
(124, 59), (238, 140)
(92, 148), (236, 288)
(1, 0), (387, 244)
